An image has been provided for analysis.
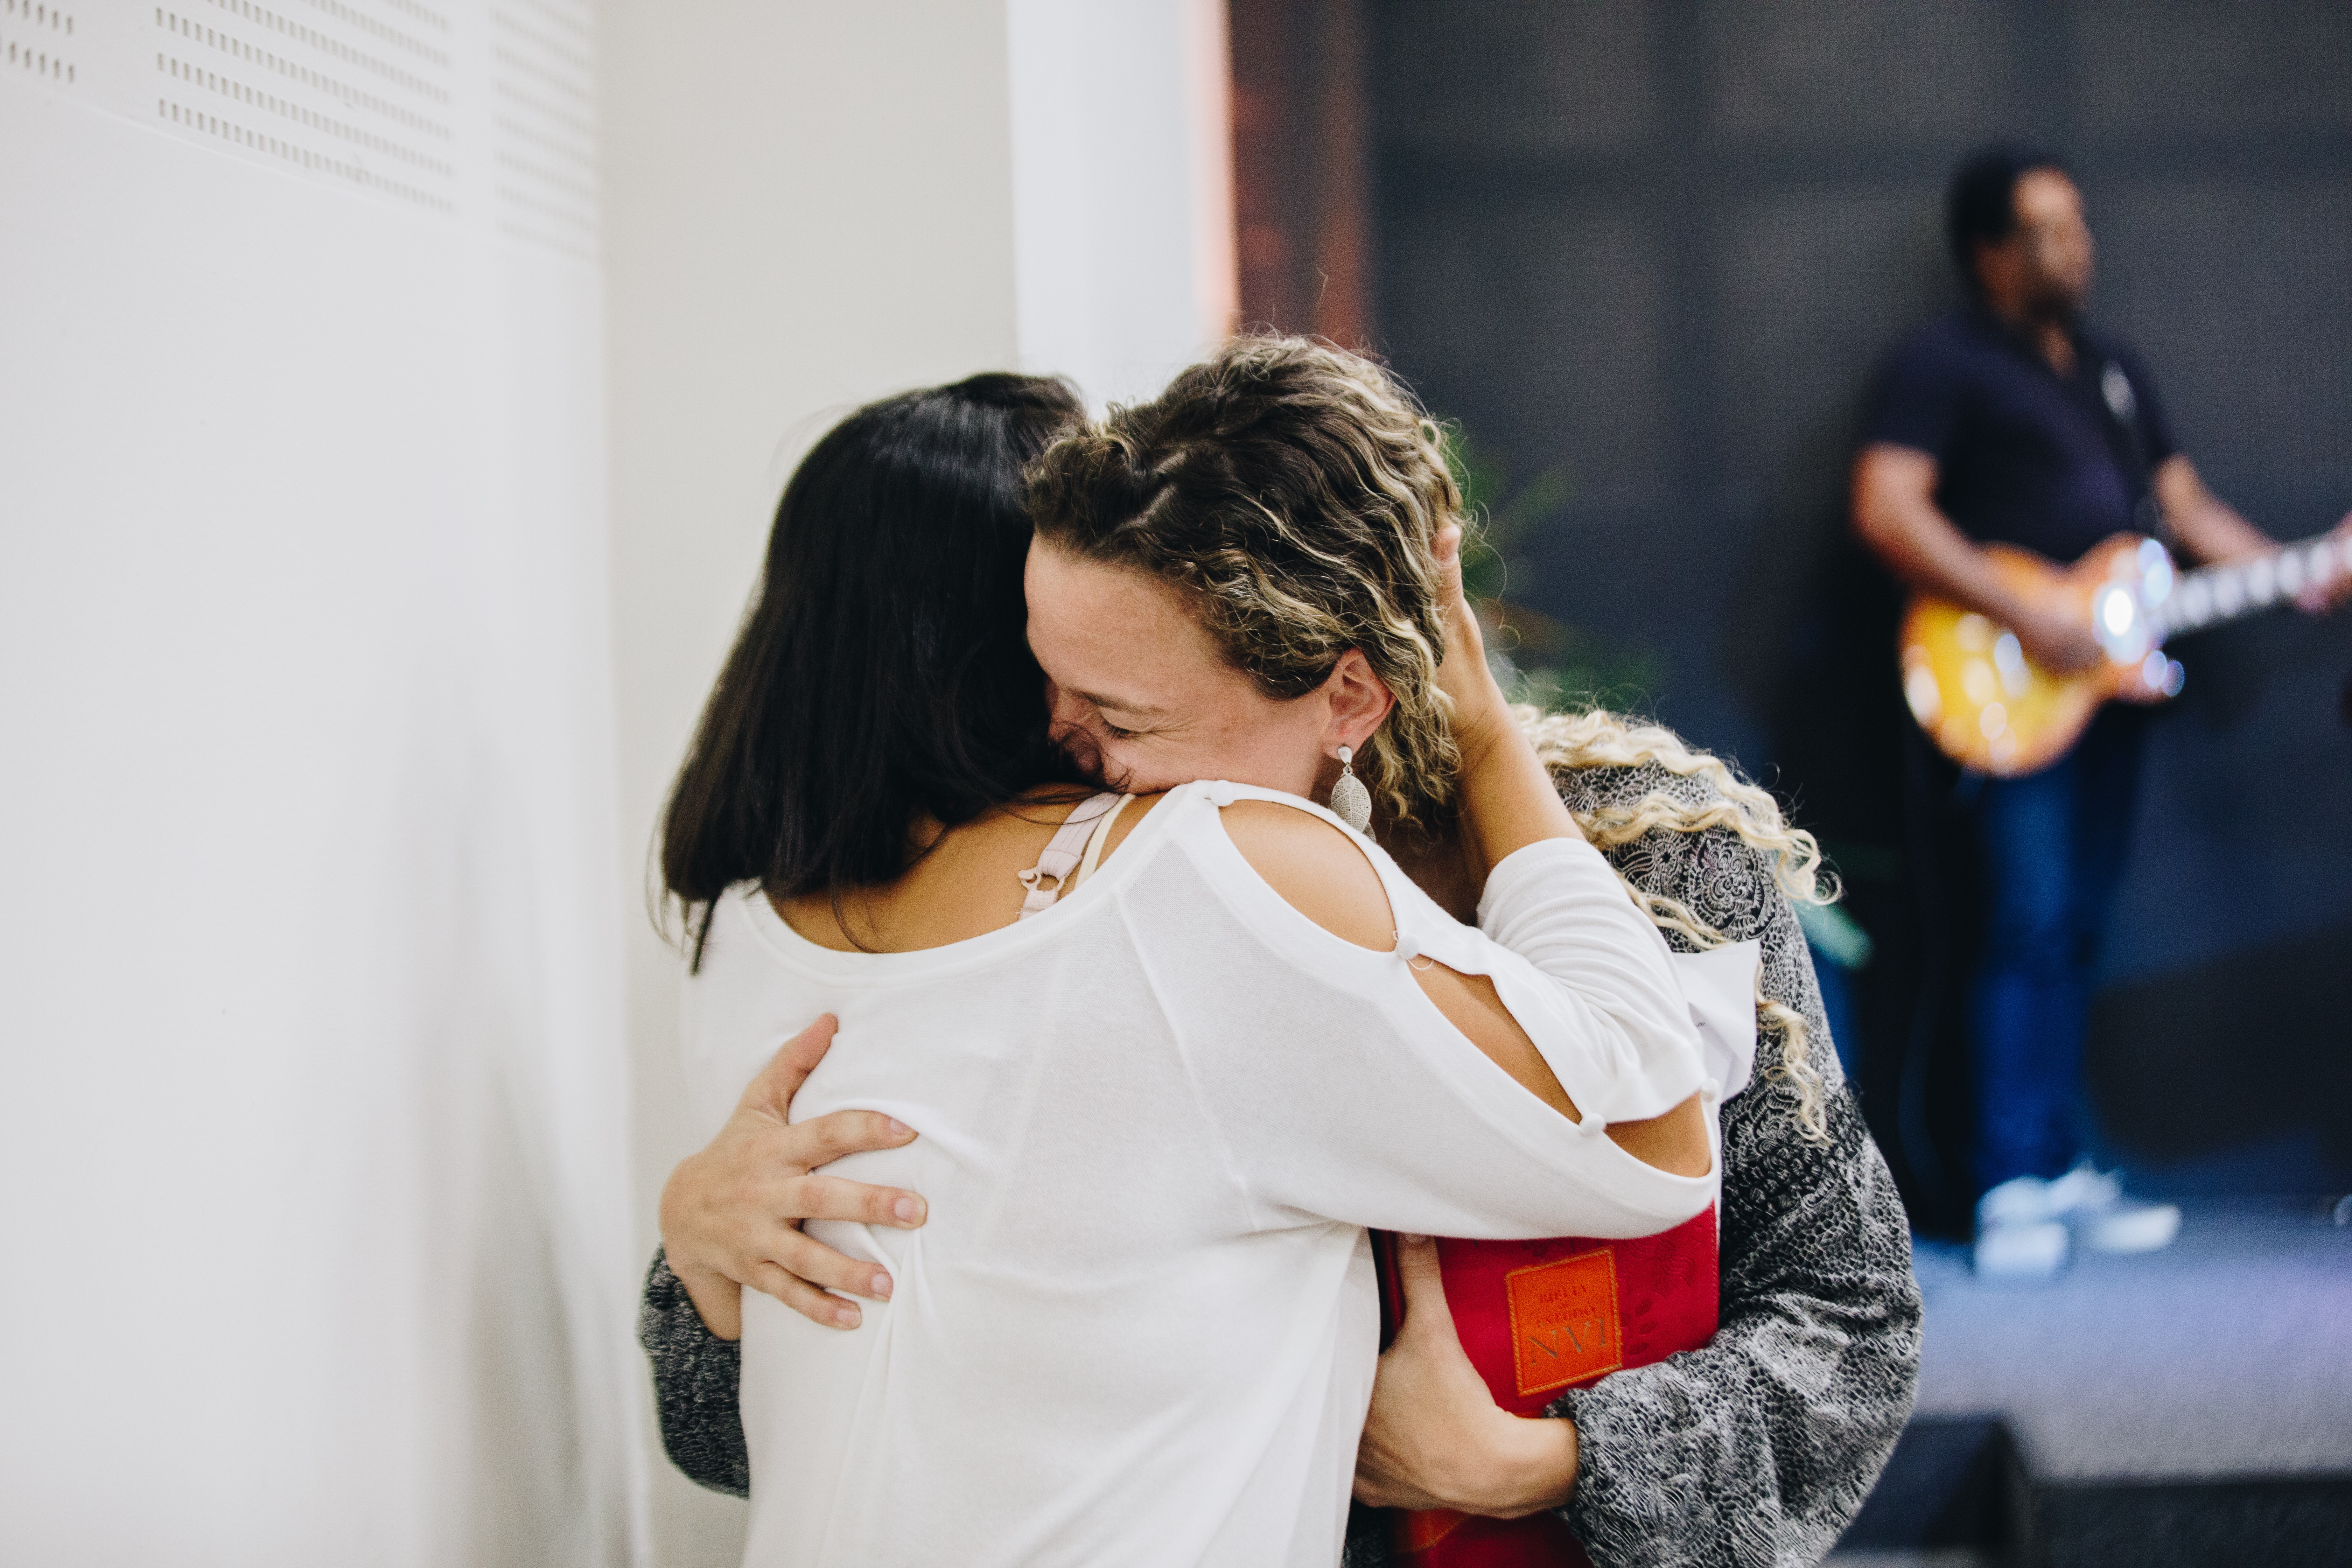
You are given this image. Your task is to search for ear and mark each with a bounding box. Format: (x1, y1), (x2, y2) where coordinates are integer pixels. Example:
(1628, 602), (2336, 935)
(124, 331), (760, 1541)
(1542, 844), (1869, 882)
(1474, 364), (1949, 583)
(1320, 649), (1396, 755)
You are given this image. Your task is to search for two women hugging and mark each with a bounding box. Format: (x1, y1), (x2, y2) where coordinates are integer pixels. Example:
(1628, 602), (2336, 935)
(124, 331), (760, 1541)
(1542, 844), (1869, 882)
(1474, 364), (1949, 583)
(642, 337), (1920, 1568)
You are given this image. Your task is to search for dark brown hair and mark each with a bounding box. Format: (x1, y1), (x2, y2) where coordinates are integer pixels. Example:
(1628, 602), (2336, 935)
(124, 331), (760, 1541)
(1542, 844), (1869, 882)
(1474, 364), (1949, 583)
(660, 373), (1086, 956)
(1947, 141), (2073, 291)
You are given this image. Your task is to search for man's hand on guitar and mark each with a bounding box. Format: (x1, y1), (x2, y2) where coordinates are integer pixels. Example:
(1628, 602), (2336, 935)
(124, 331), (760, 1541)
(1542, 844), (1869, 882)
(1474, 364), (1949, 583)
(1856, 444), (2104, 675)
(2292, 514), (2352, 616)
(2159, 457), (2352, 618)
(2009, 601), (2106, 674)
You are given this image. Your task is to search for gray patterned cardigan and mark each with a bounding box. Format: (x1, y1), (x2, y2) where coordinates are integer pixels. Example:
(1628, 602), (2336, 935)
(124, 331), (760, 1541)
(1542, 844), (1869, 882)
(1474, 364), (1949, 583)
(637, 761), (1922, 1567)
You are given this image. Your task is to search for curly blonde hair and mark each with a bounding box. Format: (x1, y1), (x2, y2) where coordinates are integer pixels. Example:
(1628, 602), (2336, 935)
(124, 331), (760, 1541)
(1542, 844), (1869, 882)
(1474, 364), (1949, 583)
(1518, 705), (1837, 1142)
(1025, 335), (1462, 841)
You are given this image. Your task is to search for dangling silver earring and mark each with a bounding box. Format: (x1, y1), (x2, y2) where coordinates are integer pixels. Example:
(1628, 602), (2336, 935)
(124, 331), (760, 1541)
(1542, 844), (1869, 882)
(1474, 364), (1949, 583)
(1329, 744), (1372, 835)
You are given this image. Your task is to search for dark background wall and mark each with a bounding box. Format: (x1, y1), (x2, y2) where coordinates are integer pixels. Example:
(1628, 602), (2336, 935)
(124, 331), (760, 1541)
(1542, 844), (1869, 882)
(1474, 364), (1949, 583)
(1234, 0), (2352, 1222)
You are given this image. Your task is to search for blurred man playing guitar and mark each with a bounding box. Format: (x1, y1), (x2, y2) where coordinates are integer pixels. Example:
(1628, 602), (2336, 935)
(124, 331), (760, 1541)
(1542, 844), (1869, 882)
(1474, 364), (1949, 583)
(1851, 144), (2352, 1277)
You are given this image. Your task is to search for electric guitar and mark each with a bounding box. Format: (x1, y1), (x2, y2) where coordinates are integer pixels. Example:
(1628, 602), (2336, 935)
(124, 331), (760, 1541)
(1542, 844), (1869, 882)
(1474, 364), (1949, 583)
(1899, 528), (2348, 776)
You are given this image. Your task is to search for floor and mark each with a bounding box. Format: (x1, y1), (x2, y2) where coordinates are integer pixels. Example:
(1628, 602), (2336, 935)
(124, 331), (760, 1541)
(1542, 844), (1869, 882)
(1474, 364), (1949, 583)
(1905, 1200), (2352, 1482)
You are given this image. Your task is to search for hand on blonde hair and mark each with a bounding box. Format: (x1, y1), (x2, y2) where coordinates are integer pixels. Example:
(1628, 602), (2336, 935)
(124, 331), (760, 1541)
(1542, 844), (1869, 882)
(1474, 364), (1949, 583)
(1428, 524), (1512, 768)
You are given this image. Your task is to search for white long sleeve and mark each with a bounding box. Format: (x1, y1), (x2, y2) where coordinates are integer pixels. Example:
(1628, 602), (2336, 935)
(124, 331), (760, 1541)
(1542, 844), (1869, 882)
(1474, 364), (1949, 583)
(1483, 836), (1764, 1104)
(1149, 784), (1711, 1242)
(1473, 836), (1707, 1122)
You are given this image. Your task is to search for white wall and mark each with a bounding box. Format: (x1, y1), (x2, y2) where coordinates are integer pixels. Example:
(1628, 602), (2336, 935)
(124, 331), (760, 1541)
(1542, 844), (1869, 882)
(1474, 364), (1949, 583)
(0, 6), (640, 1564)
(599, 3), (1232, 1562)
(0, 0), (1227, 1560)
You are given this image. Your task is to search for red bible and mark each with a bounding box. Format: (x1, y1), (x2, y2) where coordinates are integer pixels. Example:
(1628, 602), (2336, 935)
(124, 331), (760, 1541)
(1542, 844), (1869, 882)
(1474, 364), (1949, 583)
(1372, 1208), (1719, 1567)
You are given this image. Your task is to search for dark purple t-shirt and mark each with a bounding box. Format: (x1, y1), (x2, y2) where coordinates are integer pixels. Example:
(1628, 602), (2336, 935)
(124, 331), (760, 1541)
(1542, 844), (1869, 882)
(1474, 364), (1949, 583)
(1861, 304), (2178, 566)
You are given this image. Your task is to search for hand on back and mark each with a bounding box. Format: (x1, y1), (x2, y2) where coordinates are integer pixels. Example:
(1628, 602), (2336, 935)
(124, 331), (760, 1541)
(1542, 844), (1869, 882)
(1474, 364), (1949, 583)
(659, 1014), (929, 1338)
(1353, 1233), (1579, 1515)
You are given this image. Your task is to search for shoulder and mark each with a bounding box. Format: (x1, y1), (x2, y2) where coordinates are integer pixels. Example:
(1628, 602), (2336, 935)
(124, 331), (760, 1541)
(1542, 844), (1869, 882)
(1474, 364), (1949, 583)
(1550, 750), (1849, 1082)
(685, 882), (766, 973)
(1553, 760), (1783, 947)
(1886, 306), (1975, 361)
(1552, 754), (1721, 819)
(1214, 797), (1395, 952)
(1864, 310), (1984, 440)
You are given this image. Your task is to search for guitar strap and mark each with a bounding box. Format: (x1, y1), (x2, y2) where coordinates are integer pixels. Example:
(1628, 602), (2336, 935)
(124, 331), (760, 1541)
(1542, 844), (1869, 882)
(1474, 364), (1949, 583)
(2090, 348), (2173, 551)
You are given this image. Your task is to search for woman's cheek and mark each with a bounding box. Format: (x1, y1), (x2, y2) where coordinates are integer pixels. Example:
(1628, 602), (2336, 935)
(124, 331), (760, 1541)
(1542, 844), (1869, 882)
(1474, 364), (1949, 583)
(1102, 741), (1145, 784)
(1108, 740), (1190, 795)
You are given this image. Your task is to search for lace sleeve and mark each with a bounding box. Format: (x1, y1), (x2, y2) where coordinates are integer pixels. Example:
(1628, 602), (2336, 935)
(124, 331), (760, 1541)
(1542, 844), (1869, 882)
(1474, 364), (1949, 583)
(638, 1248), (749, 1498)
(1542, 764), (1923, 1567)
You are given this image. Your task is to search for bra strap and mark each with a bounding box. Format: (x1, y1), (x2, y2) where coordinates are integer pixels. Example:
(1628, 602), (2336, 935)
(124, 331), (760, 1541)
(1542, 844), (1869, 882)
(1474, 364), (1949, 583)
(1068, 794), (1134, 893)
(1016, 792), (1124, 920)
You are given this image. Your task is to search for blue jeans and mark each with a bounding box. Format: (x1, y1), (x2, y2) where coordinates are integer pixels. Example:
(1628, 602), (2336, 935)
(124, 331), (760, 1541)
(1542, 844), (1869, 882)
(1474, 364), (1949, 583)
(1969, 708), (2146, 1194)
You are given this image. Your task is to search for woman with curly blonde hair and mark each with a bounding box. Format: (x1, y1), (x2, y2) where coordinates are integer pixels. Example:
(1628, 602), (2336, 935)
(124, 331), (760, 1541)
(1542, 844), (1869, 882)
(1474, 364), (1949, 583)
(1023, 335), (1838, 1138)
(644, 338), (1920, 1567)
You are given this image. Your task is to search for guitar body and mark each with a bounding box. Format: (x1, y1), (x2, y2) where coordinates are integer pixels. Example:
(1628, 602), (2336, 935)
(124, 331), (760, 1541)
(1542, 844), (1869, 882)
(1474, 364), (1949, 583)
(1898, 533), (2176, 776)
(1898, 525), (2345, 775)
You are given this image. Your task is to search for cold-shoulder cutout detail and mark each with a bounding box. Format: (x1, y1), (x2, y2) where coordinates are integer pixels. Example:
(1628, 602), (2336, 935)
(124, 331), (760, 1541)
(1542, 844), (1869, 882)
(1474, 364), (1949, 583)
(1215, 796), (1582, 1122)
(1213, 797), (1397, 954)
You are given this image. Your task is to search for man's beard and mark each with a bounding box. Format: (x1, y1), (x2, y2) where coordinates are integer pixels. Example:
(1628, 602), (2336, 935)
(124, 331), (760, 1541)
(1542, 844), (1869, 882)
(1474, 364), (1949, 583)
(2024, 282), (2086, 329)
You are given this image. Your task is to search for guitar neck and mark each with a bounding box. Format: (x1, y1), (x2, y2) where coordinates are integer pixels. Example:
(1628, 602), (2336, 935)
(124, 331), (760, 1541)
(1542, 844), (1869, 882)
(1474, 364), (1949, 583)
(2150, 530), (2346, 640)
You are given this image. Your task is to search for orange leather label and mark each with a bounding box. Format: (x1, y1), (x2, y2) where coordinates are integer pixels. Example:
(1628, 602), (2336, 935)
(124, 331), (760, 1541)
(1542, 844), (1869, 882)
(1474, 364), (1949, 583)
(1505, 1248), (1622, 1398)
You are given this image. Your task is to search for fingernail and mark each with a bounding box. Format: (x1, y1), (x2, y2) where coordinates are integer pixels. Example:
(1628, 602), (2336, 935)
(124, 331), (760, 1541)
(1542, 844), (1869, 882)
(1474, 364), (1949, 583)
(885, 1118), (912, 1137)
(1400, 1233), (1431, 1245)
(893, 1196), (924, 1224)
(870, 1272), (892, 1299)
(834, 1304), (859, 1328)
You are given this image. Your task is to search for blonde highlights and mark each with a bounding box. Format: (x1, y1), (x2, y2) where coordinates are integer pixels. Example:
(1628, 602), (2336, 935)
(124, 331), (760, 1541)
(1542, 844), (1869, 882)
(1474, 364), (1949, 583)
(1518, 705), (1837, 1141)
(1026, 335), (1464, 840)
(1029, 336), (1837, 1138)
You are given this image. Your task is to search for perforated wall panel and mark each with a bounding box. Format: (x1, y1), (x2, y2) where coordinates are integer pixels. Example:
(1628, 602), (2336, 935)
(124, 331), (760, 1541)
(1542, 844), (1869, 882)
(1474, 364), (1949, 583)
(14, 0), (593, 253)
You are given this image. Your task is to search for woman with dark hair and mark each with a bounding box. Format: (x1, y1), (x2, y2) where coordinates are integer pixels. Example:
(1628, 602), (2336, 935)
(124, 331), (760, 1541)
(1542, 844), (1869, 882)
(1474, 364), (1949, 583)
(644, 360), (1725, 1566)
(661, 371), (1090, 962)
(654, 371), (1093, 1345)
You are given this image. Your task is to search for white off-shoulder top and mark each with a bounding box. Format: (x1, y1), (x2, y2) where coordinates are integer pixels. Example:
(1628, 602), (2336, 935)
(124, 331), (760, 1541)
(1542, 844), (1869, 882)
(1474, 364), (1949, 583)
(679, 781), (1728, 1568)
